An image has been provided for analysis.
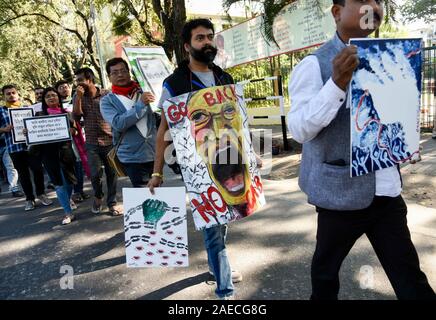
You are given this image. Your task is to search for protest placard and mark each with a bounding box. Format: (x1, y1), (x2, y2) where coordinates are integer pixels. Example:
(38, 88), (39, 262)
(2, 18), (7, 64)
(350, 38), (422, 177)
(162, 84), (266, 230)
(8, 108), (34, 144)
(123, 187), (188, 268)
(24, 114), (71, 145)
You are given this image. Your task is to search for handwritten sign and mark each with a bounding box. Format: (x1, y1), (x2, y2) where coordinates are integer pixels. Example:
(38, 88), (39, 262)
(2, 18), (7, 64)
(24, 114), (71, 145)
(8, 108), (34, 144)
(123, 46), (174, 111)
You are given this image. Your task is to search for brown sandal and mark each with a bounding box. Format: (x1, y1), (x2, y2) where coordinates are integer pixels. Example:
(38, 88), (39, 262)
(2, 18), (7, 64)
(109, 207), (123, 216)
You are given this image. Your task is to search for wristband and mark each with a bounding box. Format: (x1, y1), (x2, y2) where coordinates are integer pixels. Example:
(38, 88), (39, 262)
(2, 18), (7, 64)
(151, 173), (163, 179)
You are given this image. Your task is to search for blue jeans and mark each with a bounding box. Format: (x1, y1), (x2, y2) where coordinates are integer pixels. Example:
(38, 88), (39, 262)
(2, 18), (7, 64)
(203, 224), (234, 298)
(0, 146), (20, 192)
(55, 171), (73, 215)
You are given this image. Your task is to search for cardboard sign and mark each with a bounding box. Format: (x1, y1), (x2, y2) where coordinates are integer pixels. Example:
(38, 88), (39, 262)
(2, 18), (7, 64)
(8, 108), (34, 144)
(24, 114), (71, 145)
(162, 84), (266, 230)
(123, 187), (188, 268)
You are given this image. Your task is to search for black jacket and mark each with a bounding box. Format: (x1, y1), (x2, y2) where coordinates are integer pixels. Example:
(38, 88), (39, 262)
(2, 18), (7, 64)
(163, 60), (234, 97)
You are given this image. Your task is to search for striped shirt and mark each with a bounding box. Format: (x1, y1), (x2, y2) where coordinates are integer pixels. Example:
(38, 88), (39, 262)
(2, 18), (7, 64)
(0, 106), (27, 154)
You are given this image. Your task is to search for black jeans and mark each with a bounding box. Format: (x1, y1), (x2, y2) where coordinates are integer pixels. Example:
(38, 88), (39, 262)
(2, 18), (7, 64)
(41, 143), (77, 187)
(10, 151), (45, 201)
(311, 195), (435, 300)
(85, 144), (117, 207)
(122, 161), (154, 188)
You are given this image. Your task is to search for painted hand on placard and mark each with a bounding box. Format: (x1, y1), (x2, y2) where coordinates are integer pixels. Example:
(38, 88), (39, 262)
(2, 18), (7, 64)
(142, 199), (169, 227)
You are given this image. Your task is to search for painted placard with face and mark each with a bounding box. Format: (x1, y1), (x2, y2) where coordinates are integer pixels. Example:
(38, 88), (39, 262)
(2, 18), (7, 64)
(162, 84), (265, 230)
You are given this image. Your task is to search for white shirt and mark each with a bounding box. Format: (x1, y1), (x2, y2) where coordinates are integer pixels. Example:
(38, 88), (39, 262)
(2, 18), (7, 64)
(115, 94), (148, 138)
(287, 55), (402, 197)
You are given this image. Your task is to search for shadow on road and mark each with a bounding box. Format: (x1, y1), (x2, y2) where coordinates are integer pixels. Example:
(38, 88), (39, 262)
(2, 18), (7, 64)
(137, 272), (212, 300)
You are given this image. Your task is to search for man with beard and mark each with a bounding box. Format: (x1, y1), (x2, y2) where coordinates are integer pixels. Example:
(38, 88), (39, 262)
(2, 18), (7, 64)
(73, 68), (120, 216)
(288, 0), (435, 299)
(147, 19), (242, 300)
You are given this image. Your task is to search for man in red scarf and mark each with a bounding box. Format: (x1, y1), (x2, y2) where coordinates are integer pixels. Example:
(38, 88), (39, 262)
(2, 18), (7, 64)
(100, 58), (157, 188)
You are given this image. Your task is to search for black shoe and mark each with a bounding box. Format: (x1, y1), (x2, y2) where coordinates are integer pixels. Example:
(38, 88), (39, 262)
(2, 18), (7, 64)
(80, 192), (91, 200)
(46, 183), (55, 191)
(72, 193), (84, 203)
(12, 190), (24, 197)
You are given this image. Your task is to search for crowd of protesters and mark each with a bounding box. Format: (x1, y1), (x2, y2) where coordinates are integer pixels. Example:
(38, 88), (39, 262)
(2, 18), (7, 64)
(1, 8), (435, 300)
(0, 61), (160, 225)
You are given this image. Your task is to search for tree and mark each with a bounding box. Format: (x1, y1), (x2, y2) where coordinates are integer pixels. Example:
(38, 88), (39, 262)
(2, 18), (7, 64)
(116, 0), (187, 64)
(0, 0), (108, 82)
(401, 0), (436, 23)
(0, 16), (82, 100)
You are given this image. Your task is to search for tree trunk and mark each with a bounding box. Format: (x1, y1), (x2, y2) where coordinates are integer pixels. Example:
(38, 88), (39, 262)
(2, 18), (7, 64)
(171, 0), (187, 64)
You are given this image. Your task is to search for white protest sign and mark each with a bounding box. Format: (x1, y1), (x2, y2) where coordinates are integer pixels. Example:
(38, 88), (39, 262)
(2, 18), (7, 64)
(24, 114), (71, 145)
(123, 187), (189, 268)
(123, 47), (174, 111)
(8, 108), (34, 144)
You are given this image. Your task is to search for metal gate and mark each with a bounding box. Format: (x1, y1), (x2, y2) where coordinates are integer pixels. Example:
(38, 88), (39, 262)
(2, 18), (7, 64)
(421, 46), (436, 130)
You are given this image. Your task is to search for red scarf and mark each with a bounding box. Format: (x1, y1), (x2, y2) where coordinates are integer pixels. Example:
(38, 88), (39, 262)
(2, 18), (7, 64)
(72, 121), (91, 179)
(111, 81), (141, 99)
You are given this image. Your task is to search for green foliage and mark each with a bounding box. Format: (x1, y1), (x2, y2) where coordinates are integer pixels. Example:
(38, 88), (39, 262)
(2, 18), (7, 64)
(401, 0), (436, 23)
(112, 12), (133, 36)
(0, 0), (107, 85)
(0, 1), (88, 99)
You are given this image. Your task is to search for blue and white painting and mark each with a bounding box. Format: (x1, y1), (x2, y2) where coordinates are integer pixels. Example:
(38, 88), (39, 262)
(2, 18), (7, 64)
(350, 38), (422, 177)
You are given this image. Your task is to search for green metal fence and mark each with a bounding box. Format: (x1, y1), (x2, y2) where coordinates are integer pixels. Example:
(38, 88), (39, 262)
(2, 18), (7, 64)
(421, 46), (436, 130)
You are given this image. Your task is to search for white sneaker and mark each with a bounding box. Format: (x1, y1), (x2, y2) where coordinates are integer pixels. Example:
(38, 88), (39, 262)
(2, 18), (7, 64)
(70, 199), (77, 210)
(25, 200), (35, 211)
(37, 194), (53, 206)
(61, 214), (75, 225)
(208, 269), (243, 283)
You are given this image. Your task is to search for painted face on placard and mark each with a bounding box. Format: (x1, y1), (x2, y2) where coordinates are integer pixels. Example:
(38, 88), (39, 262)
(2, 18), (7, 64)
(187, 86), (250, 206)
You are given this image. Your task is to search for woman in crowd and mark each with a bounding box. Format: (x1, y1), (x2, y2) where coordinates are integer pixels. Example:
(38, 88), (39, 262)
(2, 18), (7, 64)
(30, 88), (78, 225)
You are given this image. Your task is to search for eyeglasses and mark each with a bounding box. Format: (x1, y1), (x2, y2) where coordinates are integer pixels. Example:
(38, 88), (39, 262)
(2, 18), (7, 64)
(110, 69), (129, 76)
(190, 105), (237, 129)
